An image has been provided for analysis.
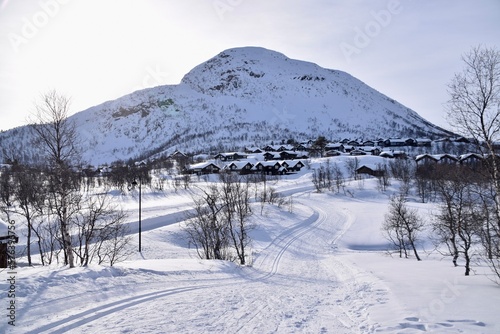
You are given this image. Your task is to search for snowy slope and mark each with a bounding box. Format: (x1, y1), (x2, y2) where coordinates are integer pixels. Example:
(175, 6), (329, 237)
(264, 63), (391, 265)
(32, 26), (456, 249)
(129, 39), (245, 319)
(0, 47), (452, 165)
(2, 157), (499, 333)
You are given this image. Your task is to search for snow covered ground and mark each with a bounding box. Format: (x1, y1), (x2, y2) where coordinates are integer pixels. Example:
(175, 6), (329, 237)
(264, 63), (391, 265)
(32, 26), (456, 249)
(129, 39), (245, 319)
(1, 157), (500, 333)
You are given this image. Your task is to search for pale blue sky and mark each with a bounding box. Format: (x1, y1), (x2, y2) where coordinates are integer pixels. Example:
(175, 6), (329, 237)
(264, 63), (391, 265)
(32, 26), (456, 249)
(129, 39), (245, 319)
(0, 0), (499, 131)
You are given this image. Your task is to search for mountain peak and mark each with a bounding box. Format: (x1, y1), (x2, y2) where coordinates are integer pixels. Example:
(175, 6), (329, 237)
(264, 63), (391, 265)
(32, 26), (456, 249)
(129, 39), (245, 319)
(215, 46), (289, 59)
(181, 46), (324, 96)
(0, 46), (452, 165)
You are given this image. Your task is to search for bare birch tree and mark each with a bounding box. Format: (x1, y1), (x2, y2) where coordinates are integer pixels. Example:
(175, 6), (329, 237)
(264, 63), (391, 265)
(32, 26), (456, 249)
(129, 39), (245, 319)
(11, 164), (45, 266)
(433, 176), (483, 276)
(446, 45), (500, 278)
(184, 184), (229, 260)
(382, 193), (424, 261)
(74, 193), (131, 266)
(184, 175), (254, 264)
(29, 90), (81, 268)
(446, 45), (500, 219)
(219, 173), (254, 265)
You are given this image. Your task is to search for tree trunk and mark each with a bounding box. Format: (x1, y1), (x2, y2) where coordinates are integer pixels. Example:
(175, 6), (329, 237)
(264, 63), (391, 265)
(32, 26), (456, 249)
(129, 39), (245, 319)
(61, 205), (75, 268)
(27, 215), (32, 266)
(464, 253), (471, 276)
(409, 238), (421, 261)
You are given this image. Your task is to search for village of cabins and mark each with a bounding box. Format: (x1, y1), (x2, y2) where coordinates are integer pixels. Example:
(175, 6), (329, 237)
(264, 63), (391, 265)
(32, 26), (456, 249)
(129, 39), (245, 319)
(173, 136), (488, 177)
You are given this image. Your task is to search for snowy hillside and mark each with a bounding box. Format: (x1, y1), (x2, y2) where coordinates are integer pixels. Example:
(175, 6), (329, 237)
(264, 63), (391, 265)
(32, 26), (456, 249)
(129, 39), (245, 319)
(0, 47), (452, 165)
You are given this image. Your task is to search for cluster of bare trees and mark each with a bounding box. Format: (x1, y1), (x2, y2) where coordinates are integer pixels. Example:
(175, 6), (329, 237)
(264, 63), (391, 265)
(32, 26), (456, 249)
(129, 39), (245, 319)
(73, 194), (131, 266)
(383, 46), (500, 280)
(0, 90), (132, 267)
(184, 173), (254, 265)
(444, 45), (500, 279)
(383, 155), (499, 277)
(381, 146), (500, 277)
(430, 168), (489, 275)
(382, 192), (424, 261)
(312, 159), (345, 193)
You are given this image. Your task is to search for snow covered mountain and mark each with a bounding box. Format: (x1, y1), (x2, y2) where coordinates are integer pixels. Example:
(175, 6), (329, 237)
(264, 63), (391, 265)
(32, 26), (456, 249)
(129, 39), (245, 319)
(0, 47), (451, 165)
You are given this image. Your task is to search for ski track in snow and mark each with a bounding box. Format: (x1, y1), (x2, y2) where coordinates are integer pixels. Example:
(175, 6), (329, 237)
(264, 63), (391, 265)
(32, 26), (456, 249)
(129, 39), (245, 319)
(24, 285), (211, 334)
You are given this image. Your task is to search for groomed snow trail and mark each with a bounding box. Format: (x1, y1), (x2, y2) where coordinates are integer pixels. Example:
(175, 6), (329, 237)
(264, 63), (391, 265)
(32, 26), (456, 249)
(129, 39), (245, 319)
(16, 192), (389, 333)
